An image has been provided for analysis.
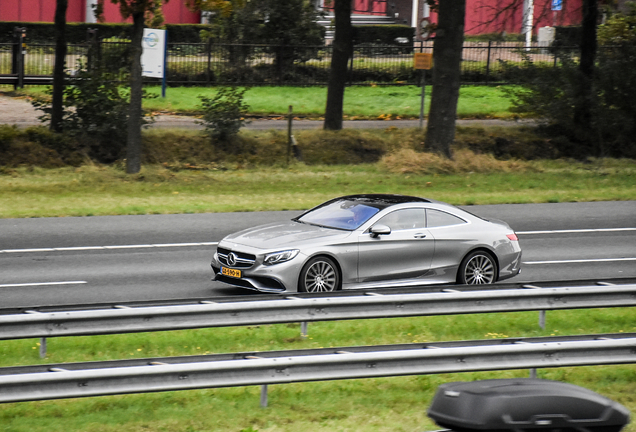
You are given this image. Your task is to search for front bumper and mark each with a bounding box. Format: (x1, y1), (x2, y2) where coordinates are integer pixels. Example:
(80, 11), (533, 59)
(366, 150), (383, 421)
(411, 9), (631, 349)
(211, 250), (305, 293)
(211, 264), (288, 293)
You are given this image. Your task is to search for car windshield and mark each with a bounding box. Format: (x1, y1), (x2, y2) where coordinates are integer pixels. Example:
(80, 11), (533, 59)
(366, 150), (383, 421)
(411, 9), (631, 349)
(295, 200), (381, 230)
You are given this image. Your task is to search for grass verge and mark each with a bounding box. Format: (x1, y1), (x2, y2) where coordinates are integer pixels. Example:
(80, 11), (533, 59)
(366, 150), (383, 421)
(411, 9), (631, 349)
(20, 85), (516, 119)
(1, 158), (635, 218)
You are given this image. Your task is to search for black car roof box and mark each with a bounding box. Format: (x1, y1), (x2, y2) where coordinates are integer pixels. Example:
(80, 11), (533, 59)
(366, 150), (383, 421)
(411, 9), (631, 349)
(427, 378), (630, 432)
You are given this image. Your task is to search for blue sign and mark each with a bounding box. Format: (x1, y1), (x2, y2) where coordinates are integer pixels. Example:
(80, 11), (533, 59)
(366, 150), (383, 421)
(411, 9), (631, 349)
(552, 0), (562, 11)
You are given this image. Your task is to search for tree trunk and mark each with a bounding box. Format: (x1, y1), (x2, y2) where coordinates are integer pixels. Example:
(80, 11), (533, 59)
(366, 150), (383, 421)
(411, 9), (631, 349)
(424, 0), (466, 159)
(323, 0), (353, 131)
(126, 10), (144, 174)
(51, 0), (68, 133)
(574, 0), (598, 128)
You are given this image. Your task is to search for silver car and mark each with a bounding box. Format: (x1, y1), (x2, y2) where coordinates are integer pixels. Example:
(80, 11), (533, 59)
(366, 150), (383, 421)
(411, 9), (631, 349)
(211, 194), (522, 293)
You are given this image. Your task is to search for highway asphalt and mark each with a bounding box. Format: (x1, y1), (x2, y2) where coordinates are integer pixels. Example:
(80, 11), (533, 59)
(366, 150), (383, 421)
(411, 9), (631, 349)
(1, 201), (635, 309)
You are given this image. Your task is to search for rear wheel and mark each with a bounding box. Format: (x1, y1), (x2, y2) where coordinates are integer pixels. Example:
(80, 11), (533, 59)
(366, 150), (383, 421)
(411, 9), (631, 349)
(458, 251), (497, 285)
(299, 256), (340, 292)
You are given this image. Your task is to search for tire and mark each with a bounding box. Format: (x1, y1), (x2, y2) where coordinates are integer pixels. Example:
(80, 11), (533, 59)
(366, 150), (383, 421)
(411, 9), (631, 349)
(298, 256), (340, 293)
(457, 250), (497, 285)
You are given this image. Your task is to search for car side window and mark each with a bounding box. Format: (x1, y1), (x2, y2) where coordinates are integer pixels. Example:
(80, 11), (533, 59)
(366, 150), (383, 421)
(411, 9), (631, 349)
(377, 209), (426, 231)
(426, 209), (467, 228)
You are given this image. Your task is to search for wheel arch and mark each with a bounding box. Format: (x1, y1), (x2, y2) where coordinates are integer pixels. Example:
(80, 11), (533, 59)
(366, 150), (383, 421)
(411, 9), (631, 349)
(456, 247), (500, 284)
(297, 253), (344, 291)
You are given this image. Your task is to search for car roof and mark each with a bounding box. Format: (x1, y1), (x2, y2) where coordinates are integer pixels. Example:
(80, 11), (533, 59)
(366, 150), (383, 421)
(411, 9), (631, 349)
(336, 194), (432, 206)
(295, 194), (473, 224)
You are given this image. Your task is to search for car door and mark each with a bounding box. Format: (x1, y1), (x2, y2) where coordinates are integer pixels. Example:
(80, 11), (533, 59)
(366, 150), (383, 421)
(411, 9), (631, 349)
(425, 208), (474, 271)
(357, 208), (434, 282)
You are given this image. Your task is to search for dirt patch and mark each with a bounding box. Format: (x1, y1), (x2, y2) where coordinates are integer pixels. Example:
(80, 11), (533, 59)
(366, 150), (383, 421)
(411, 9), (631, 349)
(0, 94), (40, 126)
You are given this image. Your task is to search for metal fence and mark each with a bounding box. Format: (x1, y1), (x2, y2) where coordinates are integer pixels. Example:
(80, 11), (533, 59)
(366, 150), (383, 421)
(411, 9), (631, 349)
(0, 282), (635, 403)
(0, 40), (577, 88)
(1, 335), (634, 404)
(3, 282), (635, 349)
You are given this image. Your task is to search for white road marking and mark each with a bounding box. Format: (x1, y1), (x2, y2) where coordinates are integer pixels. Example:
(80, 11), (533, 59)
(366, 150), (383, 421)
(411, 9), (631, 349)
(524, 257), (636, 265)
(1, 228), (634, 255)
(518, 228), (636, 235)
(0, 242), (219, 254)
(0, 281), (88, 288)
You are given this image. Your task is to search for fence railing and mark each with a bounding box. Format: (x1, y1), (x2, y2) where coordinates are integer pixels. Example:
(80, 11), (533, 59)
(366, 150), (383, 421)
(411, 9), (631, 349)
(0, 334), (634, 403)
(2, 283), (635, 352)
(1, 283), (633, 404)
(0, 40), (578, 88)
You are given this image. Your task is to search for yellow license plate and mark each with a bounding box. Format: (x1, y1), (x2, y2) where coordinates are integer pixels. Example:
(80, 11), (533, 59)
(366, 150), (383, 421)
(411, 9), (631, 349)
(221, 267), (242, 278)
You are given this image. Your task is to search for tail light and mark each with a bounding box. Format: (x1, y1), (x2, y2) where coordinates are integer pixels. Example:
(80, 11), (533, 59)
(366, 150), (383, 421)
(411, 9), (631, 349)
(506, 233), (519, 241)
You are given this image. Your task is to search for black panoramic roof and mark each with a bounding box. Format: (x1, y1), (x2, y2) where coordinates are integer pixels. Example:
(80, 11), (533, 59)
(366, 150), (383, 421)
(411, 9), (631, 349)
(295, 194), (434, 221)
(339, 194), (431, 205)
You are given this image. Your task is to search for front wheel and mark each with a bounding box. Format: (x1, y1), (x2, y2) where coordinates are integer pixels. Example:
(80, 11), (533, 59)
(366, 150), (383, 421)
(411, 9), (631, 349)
(457, 251), (497, 285)
(299, 256), (340, 293)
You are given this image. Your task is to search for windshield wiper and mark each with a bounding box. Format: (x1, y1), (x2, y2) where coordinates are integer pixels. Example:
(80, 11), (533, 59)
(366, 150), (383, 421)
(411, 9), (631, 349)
(294, 219), (350, 231)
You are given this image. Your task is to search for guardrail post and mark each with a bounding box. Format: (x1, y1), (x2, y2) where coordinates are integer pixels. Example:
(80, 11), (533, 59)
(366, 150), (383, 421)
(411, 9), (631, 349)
(39, 337), (47, 358)
(260, 384), (268, 407)
(523, 285), (547, 330)
(300, 322), (308, 338)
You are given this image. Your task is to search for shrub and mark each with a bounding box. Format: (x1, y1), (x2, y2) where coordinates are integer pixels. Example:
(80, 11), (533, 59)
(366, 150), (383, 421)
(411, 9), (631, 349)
(503, 41), (636, 159)
(0, 126), (76, 168)
(197, 86), (250, 150)
(32, 61), (154, 163)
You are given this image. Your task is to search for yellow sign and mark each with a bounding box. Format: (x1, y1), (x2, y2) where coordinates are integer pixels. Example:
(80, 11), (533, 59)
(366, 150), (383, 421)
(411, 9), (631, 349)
(413, 53), (433, 70)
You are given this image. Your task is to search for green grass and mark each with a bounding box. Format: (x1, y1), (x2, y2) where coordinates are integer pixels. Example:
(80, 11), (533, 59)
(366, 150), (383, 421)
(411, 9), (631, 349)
(0, 309), (634, 432)
(22, 85), (516, 119)
(0, 159), (634, 218)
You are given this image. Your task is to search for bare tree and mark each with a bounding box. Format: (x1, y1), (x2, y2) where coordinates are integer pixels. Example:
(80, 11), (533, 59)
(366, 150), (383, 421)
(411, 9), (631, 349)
(51, 0), (68, 133)
(99, 0), (165, 174)
(574, 0), (598, 127)
(323, 0), (353, 131)
(476, 0), (600, 131)
(425, 0), (466, 158)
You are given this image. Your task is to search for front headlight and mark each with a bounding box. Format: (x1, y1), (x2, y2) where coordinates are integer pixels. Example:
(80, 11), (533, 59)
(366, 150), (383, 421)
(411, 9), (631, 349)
(264, 249), (299, 266)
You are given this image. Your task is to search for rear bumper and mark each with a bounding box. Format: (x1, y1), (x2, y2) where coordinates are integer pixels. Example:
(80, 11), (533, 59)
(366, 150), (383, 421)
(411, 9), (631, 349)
(498, 250), (522, 282)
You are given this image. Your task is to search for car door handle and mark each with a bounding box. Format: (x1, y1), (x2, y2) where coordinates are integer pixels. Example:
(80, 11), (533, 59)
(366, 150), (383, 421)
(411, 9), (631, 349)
(414, 233), (427, 239)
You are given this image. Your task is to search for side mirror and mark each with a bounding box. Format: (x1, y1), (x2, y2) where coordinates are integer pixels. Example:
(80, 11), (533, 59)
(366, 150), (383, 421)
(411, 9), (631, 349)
(369, 224), (391, 238)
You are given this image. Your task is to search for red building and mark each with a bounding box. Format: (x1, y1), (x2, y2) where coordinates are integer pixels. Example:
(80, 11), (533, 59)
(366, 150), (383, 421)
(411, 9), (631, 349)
(0, 0), (200, 24)
(1, 0), (582, 36)
(328, 0), (583, 38)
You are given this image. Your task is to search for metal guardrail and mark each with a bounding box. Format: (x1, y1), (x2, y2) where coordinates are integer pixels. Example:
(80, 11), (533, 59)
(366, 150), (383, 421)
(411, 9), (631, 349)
(0, 334), (634, 403)
(2, 283), (635, 341)
(4, 278), (635, 316)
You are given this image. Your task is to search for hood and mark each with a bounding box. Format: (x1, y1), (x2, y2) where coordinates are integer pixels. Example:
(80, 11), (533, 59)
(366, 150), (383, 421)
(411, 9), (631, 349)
(222, 220), (351, 250)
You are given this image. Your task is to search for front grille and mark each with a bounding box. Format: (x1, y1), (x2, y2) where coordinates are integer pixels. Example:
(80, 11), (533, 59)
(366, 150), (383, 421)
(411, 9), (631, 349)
(217, 247), (256, 269)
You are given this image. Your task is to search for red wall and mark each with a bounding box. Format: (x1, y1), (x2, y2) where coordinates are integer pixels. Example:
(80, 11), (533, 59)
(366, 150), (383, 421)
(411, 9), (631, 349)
(462, 0), (583, 35)
(0, 0), (85, 22)
(352, 0), (386, 14)
(0, 0), (201, 24)
(1, 0), (582, 34)
(101, 1), (201, 24)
